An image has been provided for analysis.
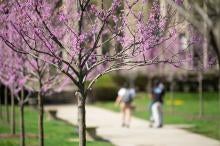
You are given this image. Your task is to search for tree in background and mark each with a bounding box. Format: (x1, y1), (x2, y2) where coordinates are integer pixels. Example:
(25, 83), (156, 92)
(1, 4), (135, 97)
(0, 0), (187, 146)
(0, 26), (64, 146)
(0, 46), (18, 135)
(166, 0), (220, 116)
(167, 0), (220, 62)
(0, 43), (10, 123)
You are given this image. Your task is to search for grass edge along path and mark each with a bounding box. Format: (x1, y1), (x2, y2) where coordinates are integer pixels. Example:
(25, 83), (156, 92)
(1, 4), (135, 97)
(95, 92), (220, 141)
(0, 106), (114, 146)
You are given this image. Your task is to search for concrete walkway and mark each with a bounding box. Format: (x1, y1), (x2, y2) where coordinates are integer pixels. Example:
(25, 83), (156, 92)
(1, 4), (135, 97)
(45, 105), (220, 146)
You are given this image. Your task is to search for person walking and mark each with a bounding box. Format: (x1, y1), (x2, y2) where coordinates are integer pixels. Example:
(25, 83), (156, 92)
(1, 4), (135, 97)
(115, 85), (136, 128)
(150, 80), (165, 128)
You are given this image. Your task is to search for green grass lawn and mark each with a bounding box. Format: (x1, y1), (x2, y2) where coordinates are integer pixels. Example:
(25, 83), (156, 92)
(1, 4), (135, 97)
(95, 92), (220, 140)
(0, 106), (113, 146)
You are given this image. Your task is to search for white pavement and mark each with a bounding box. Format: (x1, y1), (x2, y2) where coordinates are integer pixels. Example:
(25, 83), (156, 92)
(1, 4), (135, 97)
(45, 105), (220, 146)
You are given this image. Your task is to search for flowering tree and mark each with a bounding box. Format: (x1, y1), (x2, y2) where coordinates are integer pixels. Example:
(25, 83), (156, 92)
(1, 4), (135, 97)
(24, 55), (64, 146)
(0, 45), (18, 135)
(0, 43), (10, 123)
(0, 48), (31, 139)
(2, 47), (33, 146)
(0, 41), (65, 146)
(0, 0), (185, 146)
(0, 44), (29, 146)
(0, 84), (1, 118)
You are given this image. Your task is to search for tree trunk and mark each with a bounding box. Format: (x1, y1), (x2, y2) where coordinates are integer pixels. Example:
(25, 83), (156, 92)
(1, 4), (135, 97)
(76, 92), (86, 146)
(0, 98), (2, 119)
(20, 89), (25, 146)
(38, 92), (44, 146)
(4, 87), (9, 123)
(0, 87), (2, 119)
(20, 103), (25, 146)
(10, 90), (15, 134)
(198, 72), (204, 118)
(147, 77), (152, 94)
(170, 79), (175, 114)
(218, 76), (220, 111)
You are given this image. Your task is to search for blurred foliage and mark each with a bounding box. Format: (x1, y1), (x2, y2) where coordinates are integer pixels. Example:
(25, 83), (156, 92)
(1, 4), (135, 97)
(91, 74), (118, 101)
(134, 75), (149, 91)
(92, 86), (118, 101)
(111, 74), (127, 87)
(91, 72), (219, 101)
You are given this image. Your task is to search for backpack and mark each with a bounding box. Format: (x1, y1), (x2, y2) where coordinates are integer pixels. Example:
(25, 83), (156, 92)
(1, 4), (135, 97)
(122, 89), (135, 103)
(122, 93), (133, 103)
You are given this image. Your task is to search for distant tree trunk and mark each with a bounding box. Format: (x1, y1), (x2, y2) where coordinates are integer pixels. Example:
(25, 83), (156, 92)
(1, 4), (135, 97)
(128, 75), (135, 88)
(0, 95), (2, 119)
(0, 84), (2, 119)
(218, 74), (220, 140)
(76, 92), (86, 146)
(20, 103), (25, 146)
(218, 76), (220, 111)
(4, 87), (9, 123)
(20, 88), (25, 146)
(198, 72), (204, 118)
(10, 89), (16, 134)
(170, 78), (175, 114)
(11, 90), (15, 134)
(210, 29), (220, 113)
(210, 29), (220, 112)
(147, 77), (152, 94)
(38, 92), (44, 146)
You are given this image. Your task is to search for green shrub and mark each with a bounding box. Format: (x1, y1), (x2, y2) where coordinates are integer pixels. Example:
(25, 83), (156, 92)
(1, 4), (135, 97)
(94, 74), (117, 87)
(92, 74), (119, 101)
(92, 86), (118, 101)
(134, 75), (149, 91)
(112, 74), (127, 86)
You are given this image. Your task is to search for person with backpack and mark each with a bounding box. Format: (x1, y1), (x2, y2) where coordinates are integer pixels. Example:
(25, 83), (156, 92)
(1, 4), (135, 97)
(115, 85), (136, 128)
(149, 80), (165, 128)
